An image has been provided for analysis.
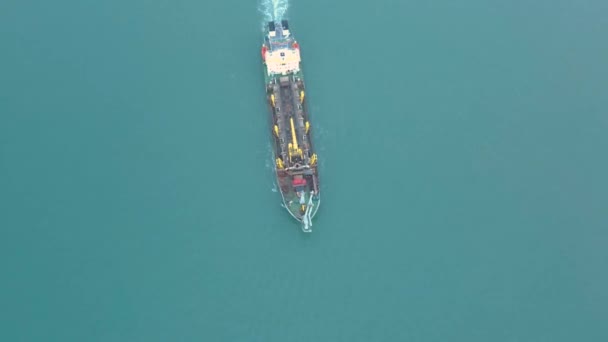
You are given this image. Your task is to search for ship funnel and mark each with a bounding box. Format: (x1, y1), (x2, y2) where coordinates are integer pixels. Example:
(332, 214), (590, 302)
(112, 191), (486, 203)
(268, 21), (276, 37)
(281, 20), (290, 37)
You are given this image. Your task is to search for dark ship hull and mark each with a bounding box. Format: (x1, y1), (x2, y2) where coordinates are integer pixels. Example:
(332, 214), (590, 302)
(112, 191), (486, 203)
(261, 20), (320, 232)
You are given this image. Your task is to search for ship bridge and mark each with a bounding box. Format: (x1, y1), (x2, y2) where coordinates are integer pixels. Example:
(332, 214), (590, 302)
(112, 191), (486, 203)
(264, 48), (301, 75)
(264, 20), (301, 75)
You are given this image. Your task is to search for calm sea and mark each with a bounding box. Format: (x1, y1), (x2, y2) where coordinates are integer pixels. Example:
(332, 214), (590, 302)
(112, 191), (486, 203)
(1, 0), (607, 341)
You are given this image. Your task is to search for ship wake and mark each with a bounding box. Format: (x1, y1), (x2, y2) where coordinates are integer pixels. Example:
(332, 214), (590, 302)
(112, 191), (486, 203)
(259, 0), (289, 29)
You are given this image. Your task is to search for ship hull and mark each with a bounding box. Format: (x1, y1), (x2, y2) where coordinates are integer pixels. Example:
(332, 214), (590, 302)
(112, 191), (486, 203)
(261, 20), (320, 232)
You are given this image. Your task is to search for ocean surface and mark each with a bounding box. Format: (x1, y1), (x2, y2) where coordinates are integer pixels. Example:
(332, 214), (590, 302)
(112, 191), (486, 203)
(1, 0), (607, 341)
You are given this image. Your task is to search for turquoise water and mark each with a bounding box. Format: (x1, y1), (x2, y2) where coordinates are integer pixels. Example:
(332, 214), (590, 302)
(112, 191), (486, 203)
(1, 0), (607, 340)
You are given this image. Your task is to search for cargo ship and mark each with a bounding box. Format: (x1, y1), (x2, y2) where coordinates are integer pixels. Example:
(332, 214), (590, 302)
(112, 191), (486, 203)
(261, 20), (320, 232)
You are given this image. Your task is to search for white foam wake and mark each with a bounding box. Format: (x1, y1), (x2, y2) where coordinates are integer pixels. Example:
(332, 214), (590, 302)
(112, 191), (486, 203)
(259, 0), (289, 29)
